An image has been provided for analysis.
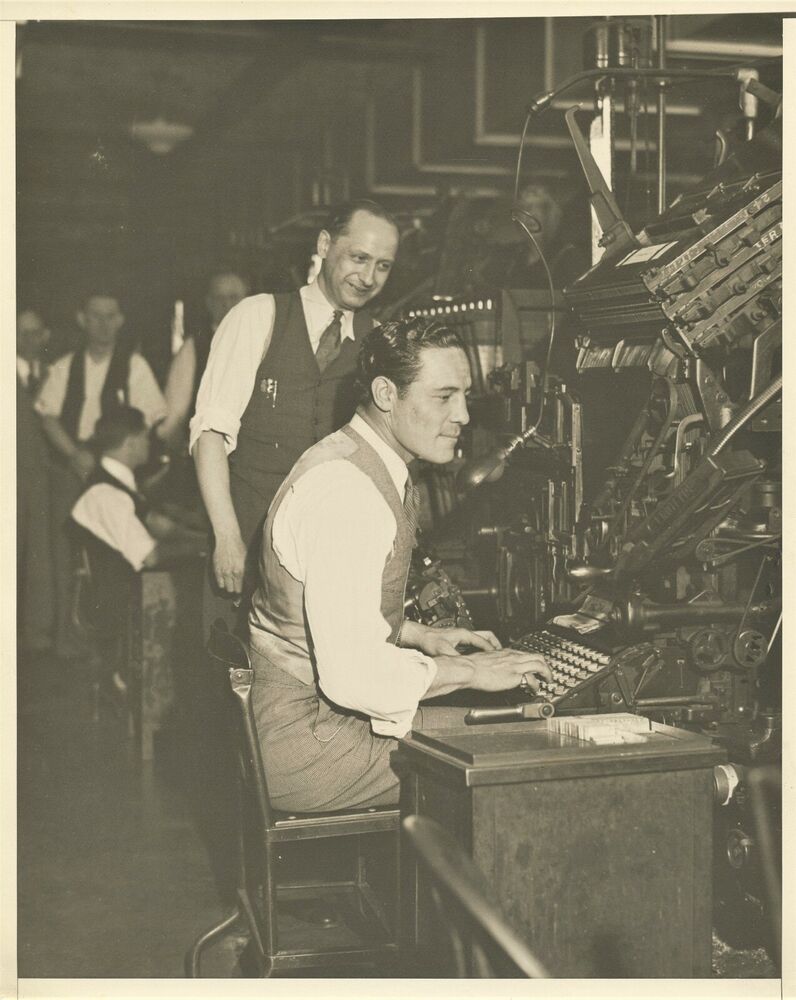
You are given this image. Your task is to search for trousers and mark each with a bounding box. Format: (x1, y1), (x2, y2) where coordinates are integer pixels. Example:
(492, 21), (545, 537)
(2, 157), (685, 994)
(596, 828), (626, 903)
(250, 646), (467, 812)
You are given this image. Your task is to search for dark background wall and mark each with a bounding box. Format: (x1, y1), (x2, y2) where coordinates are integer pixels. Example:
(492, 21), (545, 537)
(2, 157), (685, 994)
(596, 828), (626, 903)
(15, 14), (785, 378)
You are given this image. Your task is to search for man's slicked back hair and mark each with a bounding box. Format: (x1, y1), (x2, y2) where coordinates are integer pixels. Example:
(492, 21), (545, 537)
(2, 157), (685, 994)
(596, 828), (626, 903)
(91, 405), (146, 455)
(356, 317), (465, 403)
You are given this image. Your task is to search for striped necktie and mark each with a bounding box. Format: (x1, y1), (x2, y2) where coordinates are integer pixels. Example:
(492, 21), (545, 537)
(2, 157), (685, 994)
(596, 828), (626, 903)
(403, 477), (421, 542)
(315, 310), (344, 372)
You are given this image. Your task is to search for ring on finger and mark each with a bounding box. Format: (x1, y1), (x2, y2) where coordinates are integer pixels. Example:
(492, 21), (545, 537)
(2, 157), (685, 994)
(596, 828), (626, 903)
(519, 672), (531, 690)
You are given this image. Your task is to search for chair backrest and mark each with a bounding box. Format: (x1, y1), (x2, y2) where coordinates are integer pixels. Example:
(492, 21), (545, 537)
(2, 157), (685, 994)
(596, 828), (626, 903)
(402, 814), (549, 979)
(206, 619), (276, 831)
(70, 524), (133, 636)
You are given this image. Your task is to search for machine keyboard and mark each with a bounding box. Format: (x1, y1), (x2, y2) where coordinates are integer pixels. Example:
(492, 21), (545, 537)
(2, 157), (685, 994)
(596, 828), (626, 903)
(512, 625), (616, 705)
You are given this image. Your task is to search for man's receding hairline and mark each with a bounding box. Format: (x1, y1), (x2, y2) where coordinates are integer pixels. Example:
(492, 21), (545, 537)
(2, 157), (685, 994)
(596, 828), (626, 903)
(331, 208), (400, 241)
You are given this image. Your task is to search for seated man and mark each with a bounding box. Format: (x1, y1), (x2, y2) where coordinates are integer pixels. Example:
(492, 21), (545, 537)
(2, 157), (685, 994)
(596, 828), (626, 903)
(248, 317), (550, 812)
(71, 406), (206, 690)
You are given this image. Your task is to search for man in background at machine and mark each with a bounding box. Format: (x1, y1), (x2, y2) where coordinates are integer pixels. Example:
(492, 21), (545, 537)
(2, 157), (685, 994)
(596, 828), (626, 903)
(35, 286), (167, 660)
(473, 182), (585, 290)
(17, 305), (55, 655)
(71, 405), (206, 697)
(159, 268), (250, 449)
(248, 317), (550, 812)
(191, 199), (400, 636)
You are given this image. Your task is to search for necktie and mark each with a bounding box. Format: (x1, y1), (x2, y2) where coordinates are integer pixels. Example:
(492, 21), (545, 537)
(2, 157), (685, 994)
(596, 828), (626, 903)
(403, 478), (421, 542)
(315, 310), (343, 372)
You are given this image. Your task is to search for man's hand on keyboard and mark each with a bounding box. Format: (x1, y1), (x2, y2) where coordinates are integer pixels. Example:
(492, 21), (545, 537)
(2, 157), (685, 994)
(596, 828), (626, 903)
(400, 622), (501, 657)
(466, 649), (552, 693)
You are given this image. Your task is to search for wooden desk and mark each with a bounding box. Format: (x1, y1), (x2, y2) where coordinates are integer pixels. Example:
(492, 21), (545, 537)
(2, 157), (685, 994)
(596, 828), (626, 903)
(127, 560), (203, 759)
(397, 720), (724, 978)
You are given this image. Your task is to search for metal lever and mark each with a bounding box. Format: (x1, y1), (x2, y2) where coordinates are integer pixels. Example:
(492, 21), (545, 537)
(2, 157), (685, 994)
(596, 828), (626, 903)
(564, 105), (639, 258)
(465, 702), (555, 725)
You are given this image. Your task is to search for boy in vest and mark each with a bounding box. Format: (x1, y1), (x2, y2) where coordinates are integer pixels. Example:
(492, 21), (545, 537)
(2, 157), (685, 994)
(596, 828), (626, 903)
(72, 404), (206, 570)
(71, 406), (206, 693)
(190, 200), (400, 638)
(36, 287), (167, 658)
(248, 318), (551, 812)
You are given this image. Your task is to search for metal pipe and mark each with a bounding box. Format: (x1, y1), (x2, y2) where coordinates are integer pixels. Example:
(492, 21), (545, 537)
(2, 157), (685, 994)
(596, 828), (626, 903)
(656, 15), (668, 213)
(624, 597), (773, 629)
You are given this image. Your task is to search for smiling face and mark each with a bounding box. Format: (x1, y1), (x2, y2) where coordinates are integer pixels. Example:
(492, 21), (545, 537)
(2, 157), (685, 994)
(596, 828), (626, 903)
(315, 210), (399, 312)
(377, 346), (472, 465)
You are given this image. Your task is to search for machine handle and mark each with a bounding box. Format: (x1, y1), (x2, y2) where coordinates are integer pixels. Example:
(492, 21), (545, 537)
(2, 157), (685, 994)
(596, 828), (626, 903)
(465, 702), (555, 725)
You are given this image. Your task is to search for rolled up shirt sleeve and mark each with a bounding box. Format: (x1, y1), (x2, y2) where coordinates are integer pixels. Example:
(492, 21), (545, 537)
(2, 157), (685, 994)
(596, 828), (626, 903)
(273, 461), (437, 738)
(188, 294), (275, 456)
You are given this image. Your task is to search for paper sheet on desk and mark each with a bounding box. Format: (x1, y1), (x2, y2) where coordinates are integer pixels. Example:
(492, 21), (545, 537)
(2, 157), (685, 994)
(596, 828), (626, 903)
(551, 612), (606, 634)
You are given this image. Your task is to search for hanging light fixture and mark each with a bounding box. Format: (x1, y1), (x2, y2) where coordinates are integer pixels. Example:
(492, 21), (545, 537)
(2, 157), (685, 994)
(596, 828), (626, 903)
(129, 116), (194, 155)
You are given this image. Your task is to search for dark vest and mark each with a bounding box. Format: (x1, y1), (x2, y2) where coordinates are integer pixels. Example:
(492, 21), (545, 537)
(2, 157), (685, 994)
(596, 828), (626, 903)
(231, 291), (373, 485)
(72, 465), (149, 634)
(249, 423), (414, 686)
(61, 344), (133, 442)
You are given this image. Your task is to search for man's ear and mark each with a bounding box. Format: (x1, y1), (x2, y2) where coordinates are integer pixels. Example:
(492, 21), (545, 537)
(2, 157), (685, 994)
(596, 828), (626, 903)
(370, 375), (397, 414)
(317, 229), (331, 258)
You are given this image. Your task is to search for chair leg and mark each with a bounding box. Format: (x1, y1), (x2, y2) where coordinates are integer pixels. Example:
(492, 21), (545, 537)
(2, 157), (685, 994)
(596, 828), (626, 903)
(185, 905), (241, 978)
(236, 887), (270, 977)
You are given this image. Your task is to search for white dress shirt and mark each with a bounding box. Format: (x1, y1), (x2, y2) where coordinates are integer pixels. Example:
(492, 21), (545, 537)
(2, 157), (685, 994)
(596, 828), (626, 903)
(71, 457), (156, 571)
(264, 412), (437, 739)
(35, 350), (167, 442)
(189, 282), (356, 456)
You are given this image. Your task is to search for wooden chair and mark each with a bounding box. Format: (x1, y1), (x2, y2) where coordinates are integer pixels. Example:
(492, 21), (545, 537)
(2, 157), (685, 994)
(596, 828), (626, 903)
(402, 814), (549, 978)
(185, 620), (400, 977)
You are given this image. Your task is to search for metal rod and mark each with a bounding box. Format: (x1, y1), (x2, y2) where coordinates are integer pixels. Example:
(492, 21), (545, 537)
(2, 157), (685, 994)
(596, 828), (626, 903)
(766, 612), (782, 654)
(465, 702), (555, 725)
(656, 15), (668, 214)
(636, 696), (717, 707)
(526, 65), (744, 117)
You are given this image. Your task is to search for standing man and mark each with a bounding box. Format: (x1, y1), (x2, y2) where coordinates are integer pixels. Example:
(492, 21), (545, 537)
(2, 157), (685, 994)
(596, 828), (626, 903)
(17, 306), (54, 654)
(35, 287), (167, 659)
(160, 268), (250, 449)
(191, 200), (400, 635)
(248, 317), (550, 812)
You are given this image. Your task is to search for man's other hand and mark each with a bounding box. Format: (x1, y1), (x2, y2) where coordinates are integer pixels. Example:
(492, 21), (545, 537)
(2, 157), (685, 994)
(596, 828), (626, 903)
(213, 530), (247, 594)
(401, 621), (501, 657)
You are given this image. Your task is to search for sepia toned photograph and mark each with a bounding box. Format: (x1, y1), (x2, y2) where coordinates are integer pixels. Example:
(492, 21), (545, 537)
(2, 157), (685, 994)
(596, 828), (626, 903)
(12, 5), (785, 989)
